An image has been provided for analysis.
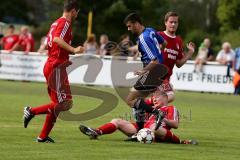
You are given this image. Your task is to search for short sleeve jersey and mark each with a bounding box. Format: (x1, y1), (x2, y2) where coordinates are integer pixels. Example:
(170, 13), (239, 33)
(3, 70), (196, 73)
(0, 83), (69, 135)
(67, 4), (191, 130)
(138, 28), (165, 66)
(158, 31), (184, 81)
(46, 17), (72, 66)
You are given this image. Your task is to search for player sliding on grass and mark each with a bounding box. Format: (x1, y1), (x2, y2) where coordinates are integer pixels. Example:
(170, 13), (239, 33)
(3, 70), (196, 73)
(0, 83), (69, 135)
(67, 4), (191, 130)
(123, 13), (169, 131)
(79, 91), (197, 145)
(23, 0), (84, 143)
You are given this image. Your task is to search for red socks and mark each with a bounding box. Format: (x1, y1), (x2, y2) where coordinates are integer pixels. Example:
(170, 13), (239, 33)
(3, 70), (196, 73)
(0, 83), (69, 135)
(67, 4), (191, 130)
(39, 113), (57, 139)
(31, 103), (56, 115)
(30, 103), (57, 139)
(163, 129), (180, 144)
(97, 123), (117, 135)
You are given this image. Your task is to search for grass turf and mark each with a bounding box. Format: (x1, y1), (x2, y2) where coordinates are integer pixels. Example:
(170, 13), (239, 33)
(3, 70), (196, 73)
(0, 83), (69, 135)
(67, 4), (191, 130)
(0, 80), (240, 160)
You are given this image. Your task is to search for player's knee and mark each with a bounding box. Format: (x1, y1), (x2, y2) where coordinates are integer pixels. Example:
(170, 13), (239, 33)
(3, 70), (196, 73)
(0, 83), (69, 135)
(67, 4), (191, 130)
(126, 100), (132, 107)
(111, 118), (123, 128)
(65, 100), (73, 110)
(60, 100), (73, 111)
(167, 93), (175, 103)
(172, 123), (179, 129)
(126, 97), (137, 108)
(154, 128), (167, 138)
(125, 97), (133, 107)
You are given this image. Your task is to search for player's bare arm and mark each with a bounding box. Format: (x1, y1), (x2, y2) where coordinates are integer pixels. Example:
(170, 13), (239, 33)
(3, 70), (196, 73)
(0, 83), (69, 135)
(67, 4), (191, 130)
(9, 42), (19, 52)
(176, 42), (195, 68)
(162, 118), (179, 129)
(25, 41), (31, 53)
(53, 37), (84, 54)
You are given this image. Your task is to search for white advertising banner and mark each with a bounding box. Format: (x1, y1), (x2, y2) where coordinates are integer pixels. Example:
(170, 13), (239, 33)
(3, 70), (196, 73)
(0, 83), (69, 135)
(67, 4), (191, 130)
(0, 51), (47, 81)
(170, 63), (234, 93)
(0, 51), (234, 93)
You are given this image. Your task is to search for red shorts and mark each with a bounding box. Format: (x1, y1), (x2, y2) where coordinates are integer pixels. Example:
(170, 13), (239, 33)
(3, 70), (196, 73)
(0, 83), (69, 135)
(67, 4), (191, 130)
(43, 62), (72, 103)
(131, 122), (138, 130)
(157, 79), (173, 93)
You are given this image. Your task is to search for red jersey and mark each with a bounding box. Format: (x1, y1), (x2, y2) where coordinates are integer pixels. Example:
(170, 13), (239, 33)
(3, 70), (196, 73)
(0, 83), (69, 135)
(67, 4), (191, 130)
(46, 17), (72, 67)
(2, 34), (19, 50)
(158, 31), (184, 81)
(18, 33), (34, 52)
(144, 105), (179, 130)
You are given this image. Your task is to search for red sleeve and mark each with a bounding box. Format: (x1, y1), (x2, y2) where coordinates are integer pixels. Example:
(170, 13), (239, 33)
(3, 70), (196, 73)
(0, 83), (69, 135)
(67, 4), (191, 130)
(145, 97), (153, 106)
(15, 35), (19, 42)
(2, 37), (6, 43)
(55, 19), (70, 40)
(166, 106), (179, 121)
(18, 35), (24, 44)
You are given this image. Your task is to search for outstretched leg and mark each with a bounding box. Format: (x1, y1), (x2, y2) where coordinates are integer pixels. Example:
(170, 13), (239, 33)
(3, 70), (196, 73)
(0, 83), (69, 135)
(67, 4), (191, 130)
(79, 119), (137, 139)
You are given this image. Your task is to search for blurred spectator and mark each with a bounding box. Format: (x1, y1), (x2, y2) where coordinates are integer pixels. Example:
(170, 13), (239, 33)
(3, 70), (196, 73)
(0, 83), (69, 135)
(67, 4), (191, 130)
(99, 34), (110, 56)
(193, 38), (214, 73)
(233, 47), (240, 71)
(0, 25), (19, 51)
(233, 69), (240, 95)
(37, 36), (47, 54)
(205, 38), (214, 61)
(0, 34), (3, 50)
(194, 41), (208, 73)
(216, 42), (235, 77)
(83, 34), (99, 55)
(216, 42), (235, 65)
(118, 34), (133, 56)
(10, 26), (34, 54)
(233, 47), (240, 95)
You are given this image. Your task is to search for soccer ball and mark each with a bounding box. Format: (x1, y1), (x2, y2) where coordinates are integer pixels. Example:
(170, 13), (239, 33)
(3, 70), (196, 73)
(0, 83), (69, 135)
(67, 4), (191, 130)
(137, 128), (154, 144)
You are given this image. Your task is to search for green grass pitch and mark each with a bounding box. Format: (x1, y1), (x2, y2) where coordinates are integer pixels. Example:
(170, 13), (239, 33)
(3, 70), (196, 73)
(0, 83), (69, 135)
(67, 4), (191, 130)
(0, 80), (240, 160)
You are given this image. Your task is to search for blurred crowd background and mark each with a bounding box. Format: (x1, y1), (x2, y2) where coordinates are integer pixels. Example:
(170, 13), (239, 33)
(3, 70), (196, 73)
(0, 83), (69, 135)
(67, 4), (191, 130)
(0, 0), (239, 51)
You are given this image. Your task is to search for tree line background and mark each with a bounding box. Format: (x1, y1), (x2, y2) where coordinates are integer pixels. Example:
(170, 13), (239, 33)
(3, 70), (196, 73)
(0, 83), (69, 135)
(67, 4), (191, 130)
(0, 0), (239, 54)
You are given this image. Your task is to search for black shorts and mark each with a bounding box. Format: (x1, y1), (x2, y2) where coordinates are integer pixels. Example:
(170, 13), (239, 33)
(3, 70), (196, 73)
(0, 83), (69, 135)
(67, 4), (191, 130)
(134, 64), (168, 92)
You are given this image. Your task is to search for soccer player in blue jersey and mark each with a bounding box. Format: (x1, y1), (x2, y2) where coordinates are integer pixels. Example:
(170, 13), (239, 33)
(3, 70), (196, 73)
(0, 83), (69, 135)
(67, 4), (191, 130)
(124, 12), (168, 130)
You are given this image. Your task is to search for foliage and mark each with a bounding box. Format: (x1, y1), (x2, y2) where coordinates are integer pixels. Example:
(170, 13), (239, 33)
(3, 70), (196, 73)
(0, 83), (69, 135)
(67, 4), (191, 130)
(217, 0), (240, 32)
(0, 0), (34, 24)
(221, 30), (240, 48)
(1, 0), (240, 50)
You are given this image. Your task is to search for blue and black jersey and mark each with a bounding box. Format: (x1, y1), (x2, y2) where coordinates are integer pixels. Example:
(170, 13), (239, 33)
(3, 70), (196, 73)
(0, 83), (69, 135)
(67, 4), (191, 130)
(137, 27), (164, 65)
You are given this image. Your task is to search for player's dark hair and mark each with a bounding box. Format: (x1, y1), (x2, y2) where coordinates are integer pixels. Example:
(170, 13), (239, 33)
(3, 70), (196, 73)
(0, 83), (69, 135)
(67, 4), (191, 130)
(165, 11), (178, 22)
(8, 25), (15, 29)
(124, 12), (142, 24)
(64, 0), (79, 12)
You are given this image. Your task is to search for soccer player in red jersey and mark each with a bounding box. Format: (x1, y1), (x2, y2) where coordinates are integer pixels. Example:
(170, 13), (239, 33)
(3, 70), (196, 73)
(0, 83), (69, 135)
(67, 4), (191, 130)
(10, 26), (35, 54)
(23, 0), (84, 143)
(156, 12), (195, 102)
(1, 25), (19, 50)
(79, 91), (197, 145)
